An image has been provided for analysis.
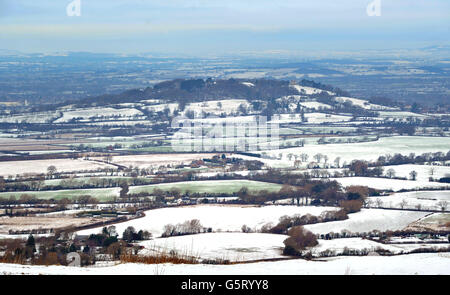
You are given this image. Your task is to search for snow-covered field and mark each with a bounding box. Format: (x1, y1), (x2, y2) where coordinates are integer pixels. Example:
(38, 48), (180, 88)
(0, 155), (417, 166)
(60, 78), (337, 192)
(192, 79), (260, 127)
(77, 205), (338, 237)
(185, 99), (251, 115)
(54, 107), (143, 123)
(0, 215), (102, 234)
(334, 97), (397, 111)
(382, 164), (450, 182)
(86, 120), (152, 126)
(378, 111), (428, 119)
(0, 180), (280, 201)
(241, 82), (255, 87)
(333, 177), (450, 191)
(290, 84), (334, 96)
(405, 213), (450, 231)
(304, 209), (428, 235)
(261, 136), (450, 166)
(0, 187), (120, 201)
(104, 153), (218, 168)
(129, 179), (283, 195)
(0, 111), (60, 124)
(304, 113), (354, 124)
(299, 101), (333, 110)
(1, 253), (449, 275)
(270, 113), (352, 124)
(369, 190), (450, 210)
(0, 158), (116, 177)
(139, 233), (448, 263)
(142, 103), (179, 113)
(138, 232), (287, 262)
(309, 238), (449, 256)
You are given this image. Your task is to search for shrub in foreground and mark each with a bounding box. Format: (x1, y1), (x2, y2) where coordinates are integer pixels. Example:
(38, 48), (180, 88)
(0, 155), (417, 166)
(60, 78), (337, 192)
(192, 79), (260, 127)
(283, 226), (318, 256)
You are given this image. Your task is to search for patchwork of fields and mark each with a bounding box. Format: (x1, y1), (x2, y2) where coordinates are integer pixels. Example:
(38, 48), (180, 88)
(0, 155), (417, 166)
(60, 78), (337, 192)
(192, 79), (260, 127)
(0, 180), (283, 201)
(77, 205), (338, 237)
(0, 79), (449, 275)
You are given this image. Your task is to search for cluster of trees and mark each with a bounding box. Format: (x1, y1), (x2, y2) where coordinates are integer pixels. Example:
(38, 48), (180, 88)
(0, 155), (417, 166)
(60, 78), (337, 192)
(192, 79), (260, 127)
(206, 155), (264, 171)
(0, 224), (155, 267)
(348, 160), (384, 177)
(0, 234), (93, 266)
(259, 210), (348, 235)
(161, 219), (211, 237)
(283, 226), (318, 257)
(122, 226), (152, 243)
(0, 194), (98, 209)
(375, 150), (450, 166)
(87, 226), (119, 248)
(71, 143), (123, 153)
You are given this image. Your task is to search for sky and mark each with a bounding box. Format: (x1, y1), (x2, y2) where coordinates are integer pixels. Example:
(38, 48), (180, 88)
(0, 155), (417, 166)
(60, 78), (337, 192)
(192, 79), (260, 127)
(0, 0), (449, 56)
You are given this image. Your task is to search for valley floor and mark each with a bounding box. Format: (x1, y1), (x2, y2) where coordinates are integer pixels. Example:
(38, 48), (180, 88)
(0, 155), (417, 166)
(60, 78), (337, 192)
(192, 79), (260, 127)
(0, 253), (449, 275)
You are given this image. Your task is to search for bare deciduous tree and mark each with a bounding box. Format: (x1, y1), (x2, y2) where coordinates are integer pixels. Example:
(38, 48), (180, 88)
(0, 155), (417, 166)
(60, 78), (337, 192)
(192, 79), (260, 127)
(386, 168), (396, 179)
(409, 170), (418, 181)
(399, 199), (408, 209)
(47, 165), (57, 179)
(375, 198), (383, 208)
(313, 153), (324, 163)
(437, 200), (448, 212)
(334, 157), (341, 168)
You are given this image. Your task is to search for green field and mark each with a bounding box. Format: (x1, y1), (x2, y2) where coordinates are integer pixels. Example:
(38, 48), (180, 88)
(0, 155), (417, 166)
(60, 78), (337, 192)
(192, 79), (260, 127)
(0, 187), (119, 202)
(124, 145), (174, 153)
(19, 176), (156, 187)
(0, 180), (283, 202)
(129, 180), (283, 195)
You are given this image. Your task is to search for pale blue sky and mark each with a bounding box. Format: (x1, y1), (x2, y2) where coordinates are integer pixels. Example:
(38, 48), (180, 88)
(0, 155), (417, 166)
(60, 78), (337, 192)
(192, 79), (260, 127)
(0, 0), (448, 55)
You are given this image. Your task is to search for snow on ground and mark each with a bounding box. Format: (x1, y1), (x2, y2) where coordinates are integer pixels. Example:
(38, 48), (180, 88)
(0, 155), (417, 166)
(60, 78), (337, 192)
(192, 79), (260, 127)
(142, 103), (179, 114)
(0, 180), (279, 201)
(235, 154), (291, 168)
(332, 177), (450, 191)
(262, 136), (450, 166)
(334, 97), (396, 111)
(0, 215), (102, 234)
(54, 107), (143, 123)
(105, 153), (219, 168)
(309, 238), (449, 256)
(241, 82), (255, 87)
(129, 179), (282, 195)
(0, 158), (116, 177)
(0, 111), (60, 124)
(86, 120), (152, 126)
(138, 232), (287, 262)
(304, 209), (428, 235)
(382, 164), (450, 182)
(270, 113), (352, 124)
(0, 233), (52, 240)
(299, 101), (333, 110)
(369, 191), (450, 210)
(77, 205), (338, 237)
(289, 84), (334, 96)
(190, 115), (257, 124)
(378, 111), (428, 119)
(36, 209), (94, 217)
(311, 238), (396, 255)
(185, 99), (250, 115)
(1, 253), (449, 275)
(405, 213), (450, 231)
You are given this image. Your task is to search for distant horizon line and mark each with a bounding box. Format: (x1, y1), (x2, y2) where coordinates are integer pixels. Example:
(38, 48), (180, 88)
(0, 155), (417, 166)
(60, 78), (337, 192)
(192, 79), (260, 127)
(1, 44), (449, 60)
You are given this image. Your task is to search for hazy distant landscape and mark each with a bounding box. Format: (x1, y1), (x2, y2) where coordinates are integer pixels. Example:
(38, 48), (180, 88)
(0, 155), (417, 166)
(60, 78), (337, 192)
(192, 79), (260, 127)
(1, 48), (449, 106)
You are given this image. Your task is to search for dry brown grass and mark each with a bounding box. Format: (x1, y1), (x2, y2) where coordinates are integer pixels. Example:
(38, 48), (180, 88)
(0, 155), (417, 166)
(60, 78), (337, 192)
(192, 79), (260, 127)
(120, 253), (199, 265)
(0, 216), (103, 234)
